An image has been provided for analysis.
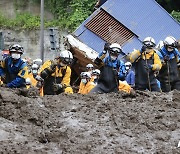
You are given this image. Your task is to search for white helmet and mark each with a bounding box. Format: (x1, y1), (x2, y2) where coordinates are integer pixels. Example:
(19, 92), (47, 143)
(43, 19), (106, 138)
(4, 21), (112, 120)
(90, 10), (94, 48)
(33, 58), (42, 66)
(31, 64), (39, 70)
(143, 37), (156, 48)
(125, 62), (132, 70)
(109, 43), (122, 54)
(164, 36), (177, 48)
(80, 72), (91, 79)
(9, 44), (24, 54)
(26, 78), (31, 85)
(125, 62), (132, 67)
(59, 50), (73, 65)
(92, 69), (101, 75)
(86, 63), (94, 69)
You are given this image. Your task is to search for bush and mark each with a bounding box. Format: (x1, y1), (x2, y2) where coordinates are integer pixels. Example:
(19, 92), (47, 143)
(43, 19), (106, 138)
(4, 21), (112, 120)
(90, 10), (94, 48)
(0, 12), (60, 30)
(171, 10), (180, 23)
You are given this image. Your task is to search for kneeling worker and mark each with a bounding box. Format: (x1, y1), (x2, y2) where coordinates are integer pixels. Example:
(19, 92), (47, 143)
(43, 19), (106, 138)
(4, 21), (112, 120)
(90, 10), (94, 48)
(0, 44), (28, 88)
(39, 50), (74, 95)
(78, 72), (95, 94)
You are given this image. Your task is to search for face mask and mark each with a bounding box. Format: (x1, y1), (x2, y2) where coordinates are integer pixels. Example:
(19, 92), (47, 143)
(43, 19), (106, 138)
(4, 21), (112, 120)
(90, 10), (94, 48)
(111, 55), (117, 61)
(167, 47), (174, 52)
(81, 79), (87, 84)
(93, 76), (97, 79)
(125, 66), (130, 70)
(32, 70), (38, 75)
(11, 53), (21, 59)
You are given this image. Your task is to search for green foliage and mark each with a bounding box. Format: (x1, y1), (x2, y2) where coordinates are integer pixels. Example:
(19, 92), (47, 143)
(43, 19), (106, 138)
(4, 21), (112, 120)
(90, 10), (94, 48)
(0, 12), (59, 30)
(45, 0), (96, 31)
(156, 0), (179, 13)
(66, 0), (95, 30)
(171, 11), (180, 23)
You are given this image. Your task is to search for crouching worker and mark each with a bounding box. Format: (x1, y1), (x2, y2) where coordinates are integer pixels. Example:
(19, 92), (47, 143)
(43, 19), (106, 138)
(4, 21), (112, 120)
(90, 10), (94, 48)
(0, 44), (28, 88)
(78, 72), (95, 94)
(39, 50), (73, 95)
(27, 64), (39, 87)
(90, 42), (126, 93)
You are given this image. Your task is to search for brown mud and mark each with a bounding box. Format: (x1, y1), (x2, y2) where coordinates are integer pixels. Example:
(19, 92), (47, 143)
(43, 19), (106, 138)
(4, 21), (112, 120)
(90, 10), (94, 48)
(0, 87), (180, 154)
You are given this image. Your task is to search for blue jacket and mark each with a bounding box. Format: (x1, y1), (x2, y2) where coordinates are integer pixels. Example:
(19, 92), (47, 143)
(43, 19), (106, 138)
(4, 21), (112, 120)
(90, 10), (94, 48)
(98, 51), (126, 80)
(125, 70), (135, 86)
(157, 47), (180, 61)
(0, 57), (28, 88)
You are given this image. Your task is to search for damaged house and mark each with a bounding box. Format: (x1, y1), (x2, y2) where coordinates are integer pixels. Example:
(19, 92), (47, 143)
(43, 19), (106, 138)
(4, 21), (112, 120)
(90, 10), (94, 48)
(66, 0), (180, 76)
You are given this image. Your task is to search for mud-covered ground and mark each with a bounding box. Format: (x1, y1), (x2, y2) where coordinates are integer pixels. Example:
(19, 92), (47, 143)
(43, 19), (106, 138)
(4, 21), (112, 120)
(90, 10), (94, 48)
(0, 87), (179, 154)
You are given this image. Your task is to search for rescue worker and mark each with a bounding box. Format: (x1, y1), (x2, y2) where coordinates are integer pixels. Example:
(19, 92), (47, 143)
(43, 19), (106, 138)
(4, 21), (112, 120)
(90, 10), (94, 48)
(26, 63), (44, 96)
(78, 72), (95, 94)
(27, 63), (39, 87)
(86, 63), (94, 75)
(125, 61), (135, 88)
(39, 50), (74, 95)
(128, 37), (162, 92)
(0, 50), (10, 85)
(156, 36), (180, 92)
(91, 69), (101, 85)
(33, 58), (42, 68)
(0, 44), (28, 88)
(25, 78), (32, 89)
(91, 42), (126, 93)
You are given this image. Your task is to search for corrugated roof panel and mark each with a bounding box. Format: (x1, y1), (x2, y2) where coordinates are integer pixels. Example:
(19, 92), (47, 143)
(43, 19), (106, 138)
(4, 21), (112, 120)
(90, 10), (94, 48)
(76, 28), (141, 55)
(85, 9), (135, 46)
(77, 28), (106, 52)
(103, 0), (180, 42)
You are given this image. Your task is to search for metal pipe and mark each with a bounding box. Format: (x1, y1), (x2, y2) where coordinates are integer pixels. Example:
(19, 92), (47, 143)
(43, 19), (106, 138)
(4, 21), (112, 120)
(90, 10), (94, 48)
(40, 0), (44, 63)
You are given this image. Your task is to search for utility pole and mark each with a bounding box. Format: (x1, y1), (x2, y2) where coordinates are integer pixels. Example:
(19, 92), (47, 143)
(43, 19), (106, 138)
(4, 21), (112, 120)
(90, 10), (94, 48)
(40, 0), (44, 63)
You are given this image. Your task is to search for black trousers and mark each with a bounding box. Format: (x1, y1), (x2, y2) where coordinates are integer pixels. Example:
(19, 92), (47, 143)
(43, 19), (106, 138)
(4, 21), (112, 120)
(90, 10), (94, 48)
(135, 82), (161, 92)
(161, 80), (180, 92)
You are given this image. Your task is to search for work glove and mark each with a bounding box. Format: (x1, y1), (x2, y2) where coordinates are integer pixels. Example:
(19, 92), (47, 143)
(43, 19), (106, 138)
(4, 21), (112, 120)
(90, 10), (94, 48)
(94, 57), (103, 66)
(53, 83), (64, 92)
(144, 64), (153, 71)
(103, 42), (111, 54)
(48, 60), (58, 72)
(140, 45), (146, 53)
(35, 75), (44, 82)
(36, 81), (43, 88)
(164, 56), (170, 62)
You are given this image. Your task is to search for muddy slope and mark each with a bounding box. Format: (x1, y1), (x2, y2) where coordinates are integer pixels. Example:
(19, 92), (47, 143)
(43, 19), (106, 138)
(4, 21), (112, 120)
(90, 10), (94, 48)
(0, 87), (180, 153)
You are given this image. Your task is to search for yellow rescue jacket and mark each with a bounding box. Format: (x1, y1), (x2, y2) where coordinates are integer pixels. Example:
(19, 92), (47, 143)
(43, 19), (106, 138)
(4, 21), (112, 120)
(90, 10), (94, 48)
(78, 81), (96, 94)
(27, 73), (38, 87)
(128, 49), (162, 71)
(40, 60), (73, 94)
(118, 81), (132, 94)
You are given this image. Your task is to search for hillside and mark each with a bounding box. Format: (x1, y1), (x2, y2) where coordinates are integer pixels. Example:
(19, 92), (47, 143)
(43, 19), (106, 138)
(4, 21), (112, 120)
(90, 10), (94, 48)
(0, 87), (179, 153)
